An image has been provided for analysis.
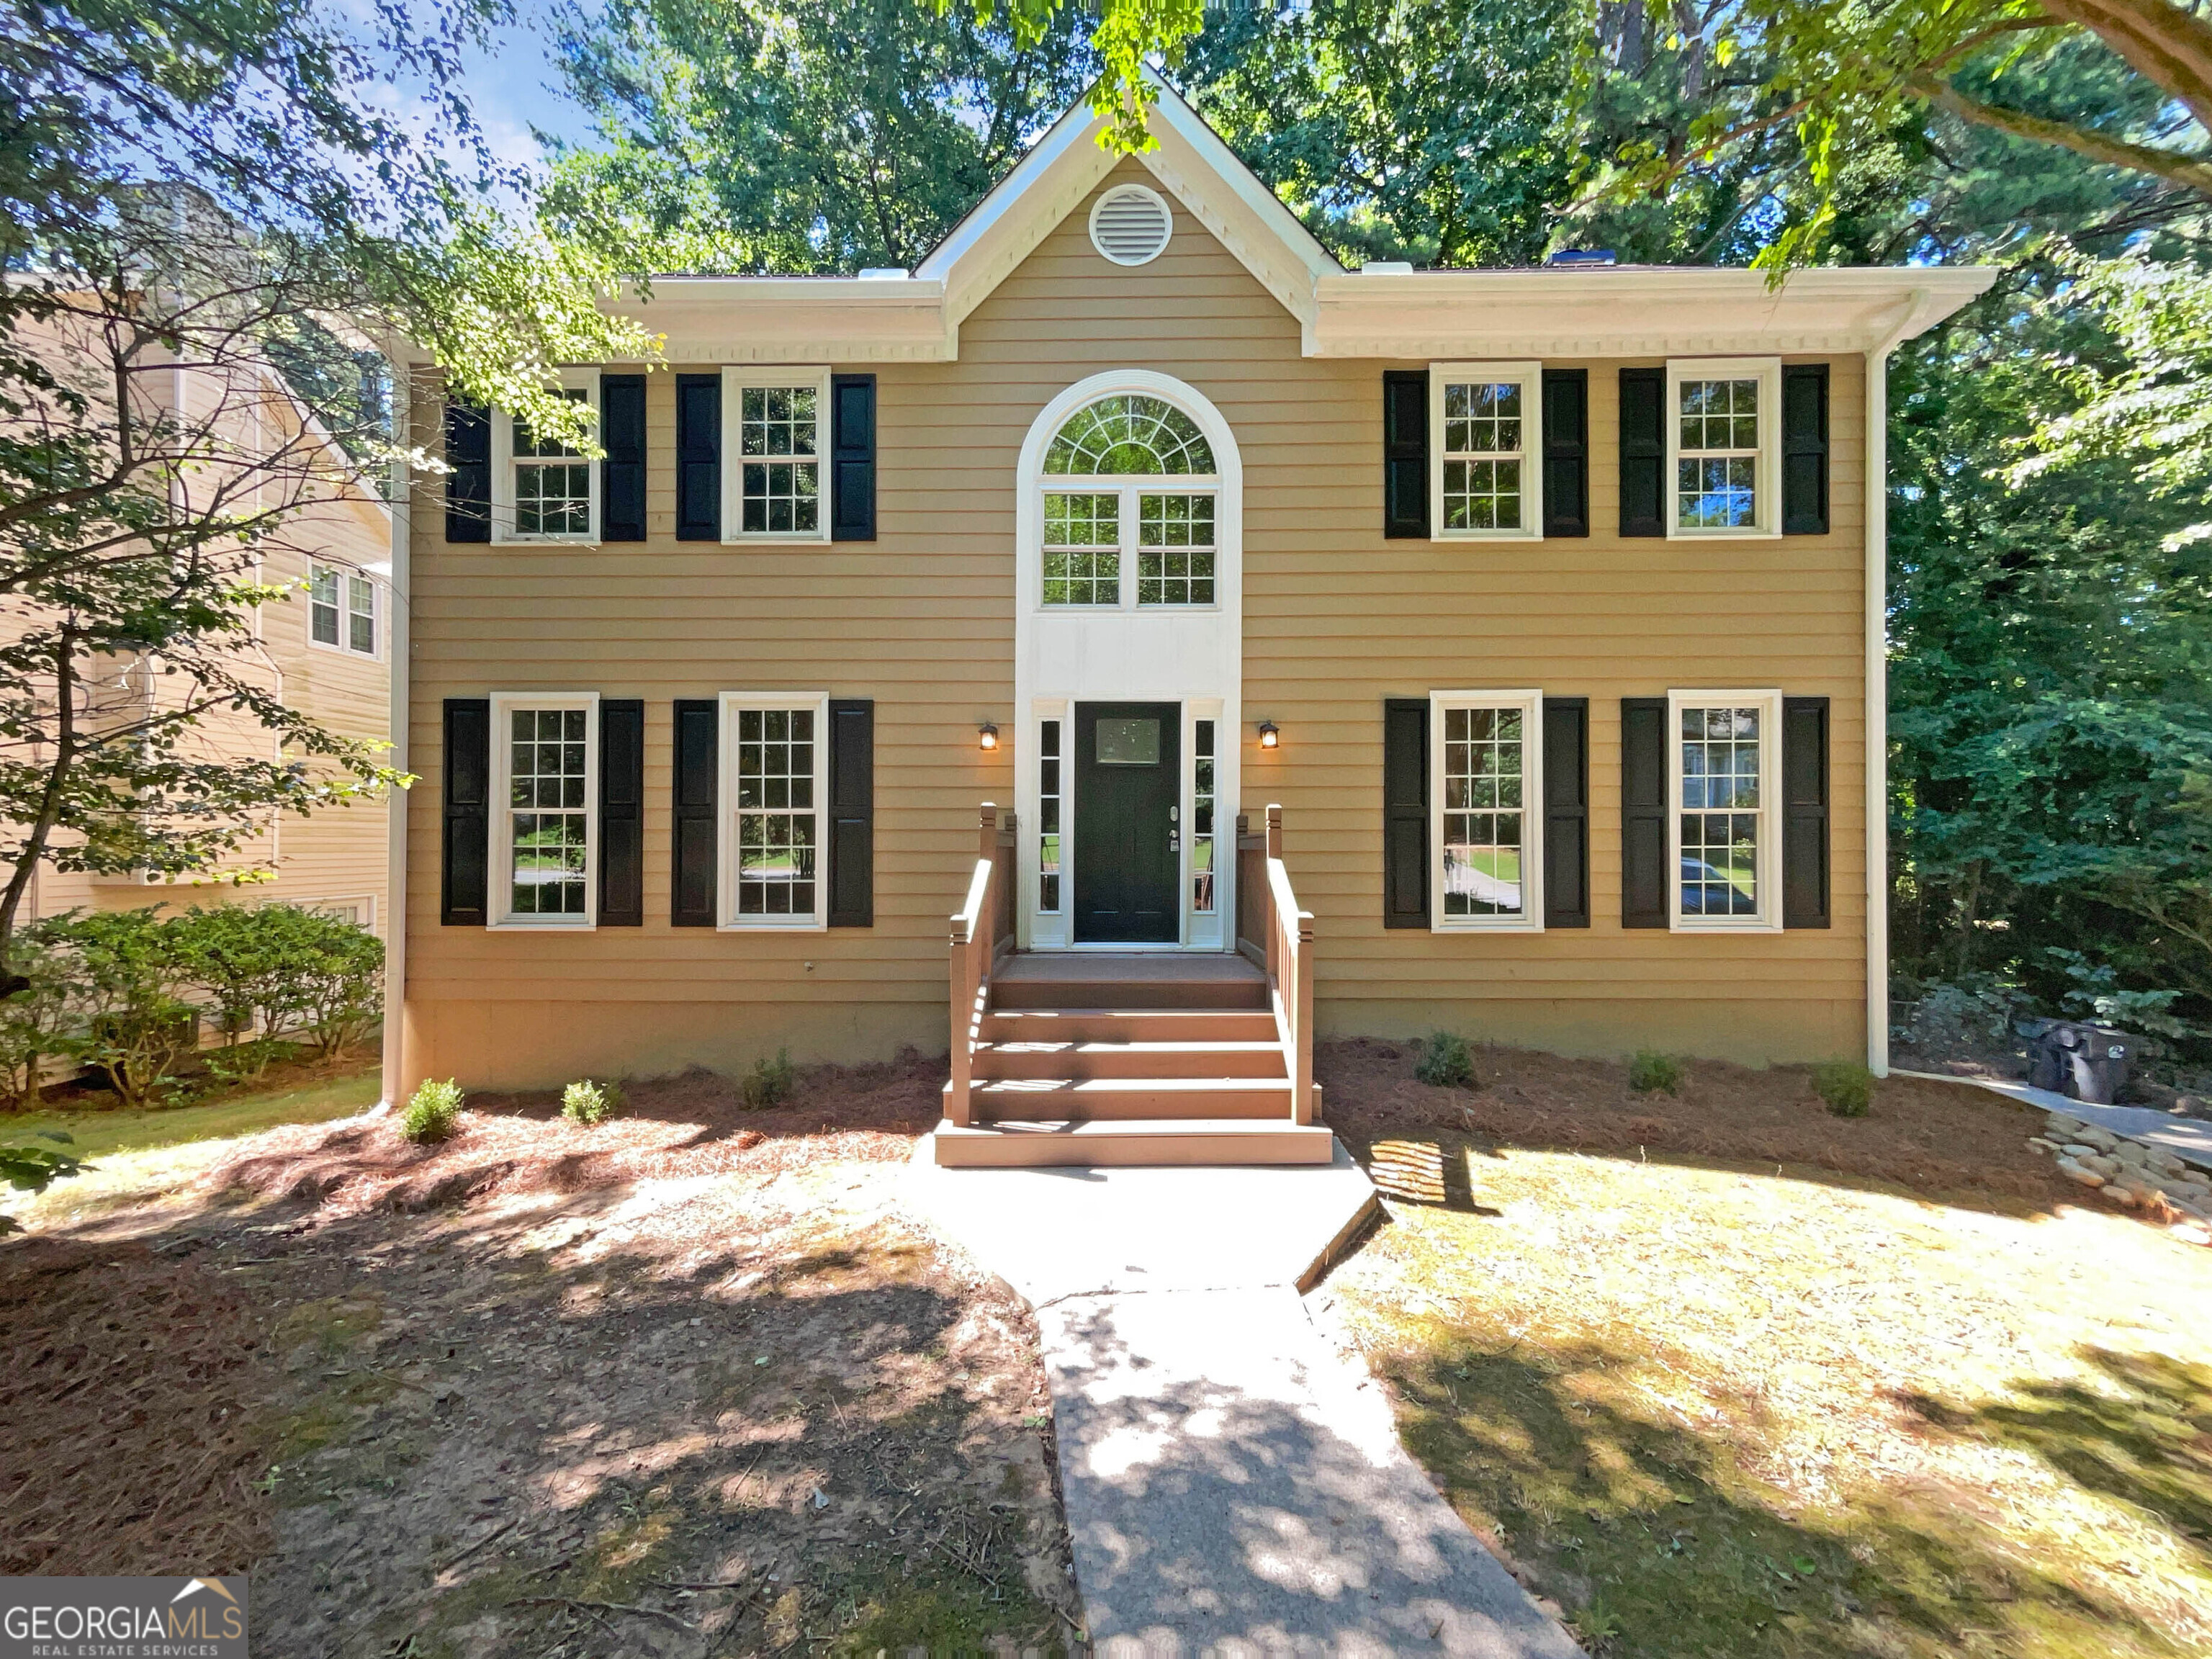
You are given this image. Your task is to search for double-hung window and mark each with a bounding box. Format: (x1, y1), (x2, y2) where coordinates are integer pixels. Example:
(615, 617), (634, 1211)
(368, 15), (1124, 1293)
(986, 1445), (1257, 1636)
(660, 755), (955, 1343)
(1429, 691), (1544, 930)
(719, 693), (829, 928)
(1039, 393), (1218, 609)
(1670, 689), (1781, 930)
(723, 370), (830, 541)
(1429, 363), (1542, 540)
(493, 370), (601, 544)
(307, 565), (378, 657)
(1668, 359), (1780, 537)
(491, 693), (598, 928)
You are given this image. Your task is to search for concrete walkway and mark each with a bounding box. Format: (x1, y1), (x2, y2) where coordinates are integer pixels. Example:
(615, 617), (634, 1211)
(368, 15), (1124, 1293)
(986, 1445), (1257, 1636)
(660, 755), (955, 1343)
(905, 1143), (1586, 1658)
(1895, 1069), (2212, 1172)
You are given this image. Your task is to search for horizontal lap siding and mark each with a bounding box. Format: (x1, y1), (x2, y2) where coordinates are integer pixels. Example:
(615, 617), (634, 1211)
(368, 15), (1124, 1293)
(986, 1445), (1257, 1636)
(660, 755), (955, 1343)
(402, 158), (1868, 1088)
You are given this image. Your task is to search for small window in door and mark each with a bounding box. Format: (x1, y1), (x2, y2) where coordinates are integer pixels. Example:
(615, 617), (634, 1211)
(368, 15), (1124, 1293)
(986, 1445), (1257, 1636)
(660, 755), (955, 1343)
(1096, 719), (1160, 765)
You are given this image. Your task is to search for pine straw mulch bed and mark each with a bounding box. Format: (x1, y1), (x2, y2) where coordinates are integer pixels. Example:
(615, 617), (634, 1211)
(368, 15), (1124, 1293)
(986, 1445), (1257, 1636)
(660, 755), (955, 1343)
(1319, 1035), (2125, 1215)
(0, 1236), (276, 1577)
(0, 1053), (1085, 1656)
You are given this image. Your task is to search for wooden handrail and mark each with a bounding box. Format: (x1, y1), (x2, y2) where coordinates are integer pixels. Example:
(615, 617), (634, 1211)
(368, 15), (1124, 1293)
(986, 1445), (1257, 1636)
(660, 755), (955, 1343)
(1238, 804), (1317, 1127)
(946, 803), (1016, 1126)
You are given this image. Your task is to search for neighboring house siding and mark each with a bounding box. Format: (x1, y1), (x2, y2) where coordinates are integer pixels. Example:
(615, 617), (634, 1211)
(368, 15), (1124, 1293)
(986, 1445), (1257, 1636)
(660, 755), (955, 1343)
(400, 158), (1866, 1090)
(10, 339), (392, 938)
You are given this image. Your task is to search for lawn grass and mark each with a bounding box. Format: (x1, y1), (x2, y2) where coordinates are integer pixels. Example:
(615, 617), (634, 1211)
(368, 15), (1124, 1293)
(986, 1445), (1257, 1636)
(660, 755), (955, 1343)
(1325, 1137), (2212, 1658)
(5, 1066), (379, 1160)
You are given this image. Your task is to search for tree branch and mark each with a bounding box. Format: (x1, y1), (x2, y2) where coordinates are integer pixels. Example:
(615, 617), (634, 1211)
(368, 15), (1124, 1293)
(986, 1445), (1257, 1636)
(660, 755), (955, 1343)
(1908, 71), (2212, 196)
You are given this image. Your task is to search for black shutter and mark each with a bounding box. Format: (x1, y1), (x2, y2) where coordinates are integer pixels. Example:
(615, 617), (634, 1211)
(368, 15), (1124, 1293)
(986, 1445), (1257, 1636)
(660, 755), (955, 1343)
(441, 699), (490, 925)
(1542, 369), (1590, 538)
(598, 699), (644, 925)
(1543, 697), (1590, 928)
(444, 402), (490, 543)
(1782, 364), (1830, 536)
(827, 698), (874, 925)
(675, 374), (721, 541)
(1382, 371), (1429, 539)
(672, 699), (718, 925)
(601, 374), (647, 542)
(1383, 698), (1429, 927)
(1783, 696), (1831, 928)
(1618, 368), (1666, 537)
(1621, 696), (1668, 927)
(830, 374), (877, 541)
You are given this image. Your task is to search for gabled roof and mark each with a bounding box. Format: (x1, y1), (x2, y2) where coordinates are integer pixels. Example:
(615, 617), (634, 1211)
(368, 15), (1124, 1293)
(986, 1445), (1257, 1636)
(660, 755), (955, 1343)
(451, 74), (1993, 365)
(914, 71), (1343, 348)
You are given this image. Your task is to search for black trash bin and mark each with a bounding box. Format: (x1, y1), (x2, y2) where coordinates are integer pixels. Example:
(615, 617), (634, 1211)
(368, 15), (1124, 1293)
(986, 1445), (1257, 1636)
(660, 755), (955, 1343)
(2019, 1018), (2069, 1092)
(2066, 1026), (2132, 1105)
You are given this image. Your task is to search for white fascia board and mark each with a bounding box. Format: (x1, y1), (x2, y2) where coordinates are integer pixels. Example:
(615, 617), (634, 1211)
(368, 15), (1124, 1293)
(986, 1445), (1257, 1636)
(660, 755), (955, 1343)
(1310, 266), (1995, 358)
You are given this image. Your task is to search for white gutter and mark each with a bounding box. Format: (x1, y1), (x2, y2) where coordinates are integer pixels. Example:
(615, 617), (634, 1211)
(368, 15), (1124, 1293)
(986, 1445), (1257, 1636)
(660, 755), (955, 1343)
(1865, 288), (1946, 1076)
(379, 451), (411, 1110)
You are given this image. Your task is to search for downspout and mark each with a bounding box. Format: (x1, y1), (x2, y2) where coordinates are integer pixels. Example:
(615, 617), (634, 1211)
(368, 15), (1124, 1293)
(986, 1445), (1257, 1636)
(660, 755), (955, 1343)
(379, 451), (411, 1110)
(1866, 289), (1933, 1077)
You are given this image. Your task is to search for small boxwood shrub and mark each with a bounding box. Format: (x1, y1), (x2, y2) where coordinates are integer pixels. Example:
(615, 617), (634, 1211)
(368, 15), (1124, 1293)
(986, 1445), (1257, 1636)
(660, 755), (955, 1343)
(1414, 1031), (1476, 1089)
(1629, 1050), (1683, 1094)
(742, 1048), (795, 1110)
(1813, 1060), (1874, 1118)
(401, 1077), (462, 1143)
(561, 1078), (623, 1125)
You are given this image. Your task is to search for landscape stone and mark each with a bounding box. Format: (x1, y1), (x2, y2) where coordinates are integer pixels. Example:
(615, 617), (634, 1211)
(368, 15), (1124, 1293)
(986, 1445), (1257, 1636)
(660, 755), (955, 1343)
(2057, 1158), (2105, 1189)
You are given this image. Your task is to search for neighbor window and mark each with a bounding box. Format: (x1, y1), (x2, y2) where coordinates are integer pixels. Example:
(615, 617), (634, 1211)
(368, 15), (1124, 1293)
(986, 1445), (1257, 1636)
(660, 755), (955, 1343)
(307, 565), (377, 656)
(1670, 690), (1781, 929)
(1039, 392), (1218, 608)
(1429, 363), (1541, 539)
(1668, 359), (1779, 537)
(1430, 691), (1543, 930)
(491, 695), (598, 928)
(493, 372), (600, 544)
(724, 371), (830, 540)
(719, 695), (829, 928)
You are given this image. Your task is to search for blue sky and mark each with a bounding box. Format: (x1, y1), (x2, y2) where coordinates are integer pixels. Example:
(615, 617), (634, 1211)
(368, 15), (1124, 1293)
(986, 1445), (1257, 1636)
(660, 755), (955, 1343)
(455, 0), (603, 172)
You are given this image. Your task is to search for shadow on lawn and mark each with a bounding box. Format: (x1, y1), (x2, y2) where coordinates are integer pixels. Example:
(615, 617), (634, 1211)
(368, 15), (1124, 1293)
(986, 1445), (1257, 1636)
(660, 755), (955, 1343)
(4, 1179), (1076, 1656)
(1382, 1331), (2208, 1659)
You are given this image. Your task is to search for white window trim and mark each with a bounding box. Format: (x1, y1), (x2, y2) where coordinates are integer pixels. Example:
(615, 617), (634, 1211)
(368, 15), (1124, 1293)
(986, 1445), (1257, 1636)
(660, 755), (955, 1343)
(1038, 475), (1223, 611)
(721, 368), (834, 545)
(1665, 357), (1781, 540)
(1668, 687), (1784, 932)
(717, 691), (831, 932)
(491, 368), (602, 546)
(305, 562), (379, 660)
(1429, 689), (1545, 933)
(1429, 362), (1544, 542)
(487, 691), (600, 931)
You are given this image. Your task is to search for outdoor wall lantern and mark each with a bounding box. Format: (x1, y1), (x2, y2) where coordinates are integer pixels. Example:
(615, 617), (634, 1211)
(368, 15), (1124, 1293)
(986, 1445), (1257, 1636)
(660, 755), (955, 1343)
(977, 721), (1000, 751)
(1256, 720), (1280, 750)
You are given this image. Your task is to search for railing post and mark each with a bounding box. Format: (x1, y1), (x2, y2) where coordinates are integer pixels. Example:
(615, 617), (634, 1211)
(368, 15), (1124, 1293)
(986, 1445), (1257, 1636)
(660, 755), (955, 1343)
(1265, 802), (1282, 860)
(1293, 909), (1316, 1125)
(948, 921), (974, 1125)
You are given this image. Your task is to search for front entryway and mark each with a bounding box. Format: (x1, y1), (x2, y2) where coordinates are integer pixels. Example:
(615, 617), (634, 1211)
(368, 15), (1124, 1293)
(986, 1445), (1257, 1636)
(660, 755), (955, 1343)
(1073, 701), (1181, 943)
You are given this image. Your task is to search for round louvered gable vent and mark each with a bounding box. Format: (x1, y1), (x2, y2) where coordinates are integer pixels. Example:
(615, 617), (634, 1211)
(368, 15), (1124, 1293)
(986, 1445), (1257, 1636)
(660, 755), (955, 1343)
(1089, 185), (1172, 266)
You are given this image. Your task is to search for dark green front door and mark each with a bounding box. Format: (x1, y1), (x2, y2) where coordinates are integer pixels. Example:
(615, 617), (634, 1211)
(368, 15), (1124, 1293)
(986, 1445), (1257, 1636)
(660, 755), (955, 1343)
(1073, 701), (1180, 943)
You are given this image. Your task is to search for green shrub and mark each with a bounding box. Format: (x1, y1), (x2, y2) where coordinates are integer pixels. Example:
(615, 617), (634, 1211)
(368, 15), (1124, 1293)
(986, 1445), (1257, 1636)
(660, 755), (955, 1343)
(0, 916), (89, 1110)
(59, 909), (199, 1108)
(1813, 1060), (1874, 1118)
(562, 1078), (623, 1125)
(741, 1048), (795, 1110)
(400, 1078), (463, 1143)
(1413, 1031), (1476, 1089)
(1629, 1050), (1683, 1094)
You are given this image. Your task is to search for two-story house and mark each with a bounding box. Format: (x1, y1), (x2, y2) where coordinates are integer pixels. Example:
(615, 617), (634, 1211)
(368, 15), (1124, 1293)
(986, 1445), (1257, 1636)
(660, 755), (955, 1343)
(388, 80), (1988, 1165)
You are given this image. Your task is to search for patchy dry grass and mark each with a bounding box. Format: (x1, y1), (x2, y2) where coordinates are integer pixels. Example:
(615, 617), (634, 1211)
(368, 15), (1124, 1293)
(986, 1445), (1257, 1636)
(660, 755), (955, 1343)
(1321, 1138), (2212, 1658)
(1, 1059), (1082, 1656)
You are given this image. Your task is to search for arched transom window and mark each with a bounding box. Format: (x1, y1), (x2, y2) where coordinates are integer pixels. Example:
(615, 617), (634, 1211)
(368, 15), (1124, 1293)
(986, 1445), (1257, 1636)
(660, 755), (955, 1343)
(1040, 394), (1219, 608)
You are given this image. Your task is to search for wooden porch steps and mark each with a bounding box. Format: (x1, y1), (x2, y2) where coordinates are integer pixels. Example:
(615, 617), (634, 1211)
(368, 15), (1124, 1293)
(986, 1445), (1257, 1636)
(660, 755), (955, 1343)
(935, 1117), (1336, 1168)
(937, 806), (1321, 1169)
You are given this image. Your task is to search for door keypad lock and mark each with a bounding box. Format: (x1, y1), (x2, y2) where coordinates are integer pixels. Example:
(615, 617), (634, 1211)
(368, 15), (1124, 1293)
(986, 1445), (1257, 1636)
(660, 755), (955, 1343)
(1169, 804), (1180, 853)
